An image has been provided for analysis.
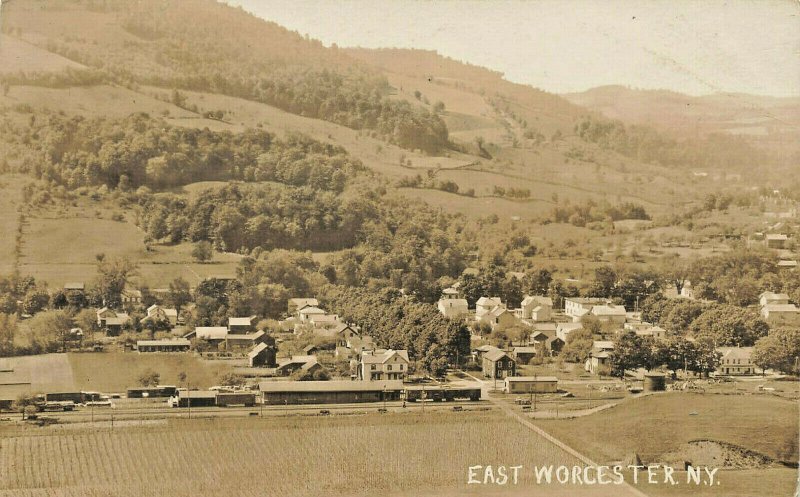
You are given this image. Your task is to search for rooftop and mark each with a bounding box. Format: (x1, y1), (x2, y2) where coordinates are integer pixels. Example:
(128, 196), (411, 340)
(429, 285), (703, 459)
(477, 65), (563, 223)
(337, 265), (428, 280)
(248, 342), (270, 358)
(506, 376), (558, 382)
(258, 380), (404, 393)
(137, 339), (190, 347)
(483, 348), (510, 362)
(229, 316), (256, 326)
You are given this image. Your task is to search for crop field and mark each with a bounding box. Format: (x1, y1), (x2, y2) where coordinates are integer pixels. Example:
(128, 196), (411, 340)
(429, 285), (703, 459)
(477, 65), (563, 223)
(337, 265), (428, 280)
(0, 411), (635, 497)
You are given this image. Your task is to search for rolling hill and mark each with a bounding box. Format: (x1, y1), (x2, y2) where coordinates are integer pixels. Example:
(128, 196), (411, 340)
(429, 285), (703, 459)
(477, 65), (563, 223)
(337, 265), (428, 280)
(0, 0), (795, 288)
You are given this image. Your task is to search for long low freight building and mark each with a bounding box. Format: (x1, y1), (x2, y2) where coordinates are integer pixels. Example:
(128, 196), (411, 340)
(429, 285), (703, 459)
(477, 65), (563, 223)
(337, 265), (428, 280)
(257, 380), (404, 405)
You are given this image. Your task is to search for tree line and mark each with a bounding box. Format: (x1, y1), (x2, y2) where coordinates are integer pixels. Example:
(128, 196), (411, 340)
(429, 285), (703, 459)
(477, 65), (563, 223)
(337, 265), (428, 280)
(1, 113), (365, 192)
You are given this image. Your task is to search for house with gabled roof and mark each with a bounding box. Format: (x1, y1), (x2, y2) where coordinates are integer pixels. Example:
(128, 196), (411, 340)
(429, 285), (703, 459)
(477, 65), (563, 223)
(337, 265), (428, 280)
(275, 355), (324, 377)
(437, 293), (469, 319)
(759, 291), (790, 307)
(716, 347), (757, 375)
(529, 330), (564, 356)
(760, 303), (800, 327)
(228, 316), (257, 334)
(517, 295), (553, 322)
(475, 297), (503, 320)
(765, 233), (788, 249)
(480, 305), (519, 330)
(556, 322), (583, 342)
(288, 298), (319, 316)
(481, 346), (516, 379)
(589, 304), (627, 324)
(141, 304), (178, 327)
(298, 306), (326, 323)
(564, 297), (610, 322)
(248, 342), (276, 368)
(358, 349), (410, 381)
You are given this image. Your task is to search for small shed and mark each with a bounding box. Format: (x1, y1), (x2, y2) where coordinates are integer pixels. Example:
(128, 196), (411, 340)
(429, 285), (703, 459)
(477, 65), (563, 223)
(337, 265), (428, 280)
(504, 376), (558, 394)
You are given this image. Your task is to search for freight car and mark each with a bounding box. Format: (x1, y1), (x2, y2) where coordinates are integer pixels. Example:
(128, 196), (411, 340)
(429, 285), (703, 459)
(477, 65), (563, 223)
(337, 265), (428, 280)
(44, 391), (103, 404)
(404, 386), (481, 402)
(215, 392), (256, 407)
(126, 385), (178, 398)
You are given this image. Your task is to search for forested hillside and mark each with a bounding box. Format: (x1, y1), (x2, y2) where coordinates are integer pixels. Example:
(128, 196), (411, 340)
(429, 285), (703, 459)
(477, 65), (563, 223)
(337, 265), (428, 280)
(2, 0), (449, 153)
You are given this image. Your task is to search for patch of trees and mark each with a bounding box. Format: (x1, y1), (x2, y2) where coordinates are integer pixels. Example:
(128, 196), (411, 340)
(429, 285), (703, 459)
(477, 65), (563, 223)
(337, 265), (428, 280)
(546, 199), (650, 226)
(752, 328), (800, 375)
(687, 249), (800, 306)
(574, 115), (769, 172)
(6, 113), (364, 192)
(138, 184), (363, 252)
(609, 332), (718, 378)
(640, 295), (769, 347)
(492, 186), (531, 200)
(584, 266), (662, 310)
(322, 286), (471, 376)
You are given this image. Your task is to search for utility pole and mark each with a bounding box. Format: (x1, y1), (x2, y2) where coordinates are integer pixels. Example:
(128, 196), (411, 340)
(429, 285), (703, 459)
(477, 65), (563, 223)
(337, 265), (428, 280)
(187, 380), (191, 420)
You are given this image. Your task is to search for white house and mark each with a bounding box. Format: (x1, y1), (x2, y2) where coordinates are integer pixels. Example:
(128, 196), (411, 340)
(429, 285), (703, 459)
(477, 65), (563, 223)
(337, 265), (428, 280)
(437, 294), (469, 318)
(759, 291), (790, 307)
(141, 304), (178, 327)
(298, 306), (326, 323)
(716, 347), (757, 375)
(475, 297), (503, 320)
(589, 304), (627, 324)
(564, 297), (610, 322)
(516, 295), (553, 322)
(359, 349), (410, 381)
(761, 303), (800, 327)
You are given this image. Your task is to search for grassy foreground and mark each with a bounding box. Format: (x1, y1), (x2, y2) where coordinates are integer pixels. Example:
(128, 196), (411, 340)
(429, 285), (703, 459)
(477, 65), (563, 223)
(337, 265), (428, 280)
(536, 392), (799, 464)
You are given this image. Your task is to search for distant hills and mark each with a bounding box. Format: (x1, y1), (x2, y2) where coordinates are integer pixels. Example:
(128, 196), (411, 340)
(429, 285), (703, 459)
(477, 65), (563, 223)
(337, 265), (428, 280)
(564, 85), (800, 139)
(0, 0), (797, 224)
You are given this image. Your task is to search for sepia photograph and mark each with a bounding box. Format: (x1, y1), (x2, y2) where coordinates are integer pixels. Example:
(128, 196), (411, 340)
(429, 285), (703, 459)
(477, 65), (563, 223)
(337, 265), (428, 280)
(0, 1), (798, 496)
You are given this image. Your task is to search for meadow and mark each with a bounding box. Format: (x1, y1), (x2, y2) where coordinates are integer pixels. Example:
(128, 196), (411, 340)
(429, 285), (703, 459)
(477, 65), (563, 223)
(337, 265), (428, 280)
(67, 352), (233, 393)
(536, 392), (799, 464)
(0, 353), (232, 399)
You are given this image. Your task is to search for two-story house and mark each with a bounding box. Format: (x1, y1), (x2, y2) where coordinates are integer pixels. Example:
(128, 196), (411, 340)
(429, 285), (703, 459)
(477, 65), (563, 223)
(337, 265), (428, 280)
(359, 349), (410, 381)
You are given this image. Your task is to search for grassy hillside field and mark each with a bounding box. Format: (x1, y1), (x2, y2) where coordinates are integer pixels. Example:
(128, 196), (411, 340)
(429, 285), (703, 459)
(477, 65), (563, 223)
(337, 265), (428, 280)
(0, 353), (232, 398)
(537, 393), (799, 464)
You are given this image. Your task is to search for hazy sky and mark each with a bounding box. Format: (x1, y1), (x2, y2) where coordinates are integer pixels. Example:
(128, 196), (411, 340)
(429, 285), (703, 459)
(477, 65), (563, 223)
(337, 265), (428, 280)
(229, 0), (799, 97)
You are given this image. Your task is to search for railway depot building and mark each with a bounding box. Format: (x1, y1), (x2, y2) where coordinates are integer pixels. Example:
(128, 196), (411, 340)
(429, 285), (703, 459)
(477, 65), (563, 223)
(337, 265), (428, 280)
(504, 376), (558, 394)
(258, 380), (404, 405)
